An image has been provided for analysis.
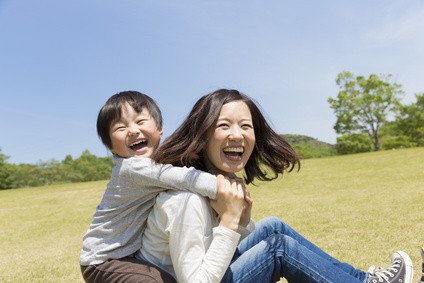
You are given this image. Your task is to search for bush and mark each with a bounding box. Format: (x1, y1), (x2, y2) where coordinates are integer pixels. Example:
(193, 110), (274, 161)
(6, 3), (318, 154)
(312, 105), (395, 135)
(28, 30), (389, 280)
(336, 133), (373, 155)
(381, 135), (416, 150)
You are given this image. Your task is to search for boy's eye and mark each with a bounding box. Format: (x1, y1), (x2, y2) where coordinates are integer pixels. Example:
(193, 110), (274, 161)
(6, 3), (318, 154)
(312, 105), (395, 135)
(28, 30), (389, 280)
(112, 125), (126, 132)
(137, 119), (147, 125)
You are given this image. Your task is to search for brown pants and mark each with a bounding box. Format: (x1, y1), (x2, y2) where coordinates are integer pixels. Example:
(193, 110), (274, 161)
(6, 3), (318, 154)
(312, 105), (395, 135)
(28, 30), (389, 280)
(81, 256), (176, 283)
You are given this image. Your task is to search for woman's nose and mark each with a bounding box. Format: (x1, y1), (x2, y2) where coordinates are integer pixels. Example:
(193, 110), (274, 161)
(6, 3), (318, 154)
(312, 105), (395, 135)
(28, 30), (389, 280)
(228, 127), (243, 141)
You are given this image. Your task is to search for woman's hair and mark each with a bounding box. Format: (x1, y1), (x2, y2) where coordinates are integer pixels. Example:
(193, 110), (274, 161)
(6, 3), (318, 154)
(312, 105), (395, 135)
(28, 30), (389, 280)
(153, 89), (300, 184)
(97, 90), (163, 150)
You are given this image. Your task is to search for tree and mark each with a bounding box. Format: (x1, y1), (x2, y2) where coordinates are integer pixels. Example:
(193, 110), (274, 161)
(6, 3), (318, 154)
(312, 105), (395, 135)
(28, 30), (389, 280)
(0, 148), (8, 163)
(65, 150), (111, 182)
(0, 148), (14, 189)
(394, 93), (424, 147)
(328, 71), (404, 151)
(378, 122), (416, 150)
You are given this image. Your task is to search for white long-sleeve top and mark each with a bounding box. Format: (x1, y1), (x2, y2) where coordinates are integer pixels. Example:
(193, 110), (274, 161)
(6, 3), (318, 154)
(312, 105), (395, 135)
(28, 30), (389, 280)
(80, 156), (217, 266)
(137, 191), (255, 283)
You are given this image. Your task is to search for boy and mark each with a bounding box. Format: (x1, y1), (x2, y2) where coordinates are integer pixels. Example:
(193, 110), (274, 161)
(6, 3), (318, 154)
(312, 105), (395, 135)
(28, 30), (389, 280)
(80, 91), (219, 283)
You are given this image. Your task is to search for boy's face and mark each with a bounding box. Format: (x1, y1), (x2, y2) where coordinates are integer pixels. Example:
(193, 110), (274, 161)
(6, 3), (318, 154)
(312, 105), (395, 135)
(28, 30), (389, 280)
(109, 103), (163, 158)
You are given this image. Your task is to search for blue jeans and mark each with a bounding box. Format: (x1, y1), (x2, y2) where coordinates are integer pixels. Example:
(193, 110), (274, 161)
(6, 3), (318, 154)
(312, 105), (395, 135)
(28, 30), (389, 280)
(221, 216), (369, 283)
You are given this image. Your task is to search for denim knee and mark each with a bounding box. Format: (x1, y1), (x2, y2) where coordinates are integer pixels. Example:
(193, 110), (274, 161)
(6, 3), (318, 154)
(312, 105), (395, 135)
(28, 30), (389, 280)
(265, 233), (293, 253)
(258, 216), (291, 234)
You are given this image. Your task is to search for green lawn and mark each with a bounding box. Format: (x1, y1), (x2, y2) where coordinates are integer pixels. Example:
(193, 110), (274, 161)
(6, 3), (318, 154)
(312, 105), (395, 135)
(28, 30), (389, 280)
(1, 147), (423, 282)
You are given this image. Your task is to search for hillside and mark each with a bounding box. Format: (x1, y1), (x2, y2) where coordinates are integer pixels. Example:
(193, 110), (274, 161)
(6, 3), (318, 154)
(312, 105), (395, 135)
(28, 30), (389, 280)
(281, 134), (336, 159)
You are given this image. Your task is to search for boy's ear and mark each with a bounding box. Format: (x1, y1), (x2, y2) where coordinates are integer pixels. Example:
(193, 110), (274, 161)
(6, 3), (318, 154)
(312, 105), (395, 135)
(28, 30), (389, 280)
(159, 128), (164, 136)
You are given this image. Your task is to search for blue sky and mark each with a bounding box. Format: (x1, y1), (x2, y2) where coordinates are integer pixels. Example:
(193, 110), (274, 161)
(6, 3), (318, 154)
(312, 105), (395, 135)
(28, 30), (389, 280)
(1, 1), (423, 164)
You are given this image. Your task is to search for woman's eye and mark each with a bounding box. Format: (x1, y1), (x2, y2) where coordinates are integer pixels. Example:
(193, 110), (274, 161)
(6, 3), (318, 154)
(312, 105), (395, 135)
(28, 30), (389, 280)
(217, 123), (229, 129)
(242, 124), (253, 130)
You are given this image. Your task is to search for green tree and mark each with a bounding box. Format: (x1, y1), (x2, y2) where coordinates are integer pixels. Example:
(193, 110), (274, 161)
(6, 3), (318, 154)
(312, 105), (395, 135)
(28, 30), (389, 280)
(378, 122), (413, 150)
(68, 150), (111, 182)
(394, 93), (424, 147)
(328, 71), (404, 151)
(0, 148), (8, 163)
(9, 164), (43, 188)
(0, 148), (14, 189)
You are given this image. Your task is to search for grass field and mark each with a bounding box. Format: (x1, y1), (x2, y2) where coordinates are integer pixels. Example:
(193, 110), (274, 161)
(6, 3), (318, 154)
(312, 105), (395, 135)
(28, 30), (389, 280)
(1, 147), (423, 282)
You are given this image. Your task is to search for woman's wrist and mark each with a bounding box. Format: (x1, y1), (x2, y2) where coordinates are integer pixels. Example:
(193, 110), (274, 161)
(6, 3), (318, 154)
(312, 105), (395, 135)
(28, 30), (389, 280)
(219, 214), (240, 231)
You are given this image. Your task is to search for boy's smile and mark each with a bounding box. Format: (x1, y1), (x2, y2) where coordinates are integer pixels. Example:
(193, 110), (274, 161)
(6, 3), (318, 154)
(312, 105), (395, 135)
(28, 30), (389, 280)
(129, 138), (148, 152)
(109, 103), (163, 158)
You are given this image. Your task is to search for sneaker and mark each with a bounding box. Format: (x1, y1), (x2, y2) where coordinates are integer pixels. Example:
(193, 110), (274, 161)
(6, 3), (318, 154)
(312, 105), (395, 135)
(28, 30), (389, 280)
(367, 251), (413, 283)
(420, 247), (424, 283)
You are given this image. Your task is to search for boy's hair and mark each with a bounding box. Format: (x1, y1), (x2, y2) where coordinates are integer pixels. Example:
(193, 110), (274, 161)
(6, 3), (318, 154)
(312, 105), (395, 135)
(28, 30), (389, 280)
(97, 91), (163, 150)
(153, 89), (300, 184)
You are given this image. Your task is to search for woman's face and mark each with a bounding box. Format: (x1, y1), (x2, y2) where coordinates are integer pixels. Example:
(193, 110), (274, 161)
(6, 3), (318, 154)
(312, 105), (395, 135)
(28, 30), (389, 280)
(204, 100), (255, 176)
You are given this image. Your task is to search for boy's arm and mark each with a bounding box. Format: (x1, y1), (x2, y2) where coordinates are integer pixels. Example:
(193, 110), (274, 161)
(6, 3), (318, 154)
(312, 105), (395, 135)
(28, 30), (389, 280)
(123, 157), (217, 199)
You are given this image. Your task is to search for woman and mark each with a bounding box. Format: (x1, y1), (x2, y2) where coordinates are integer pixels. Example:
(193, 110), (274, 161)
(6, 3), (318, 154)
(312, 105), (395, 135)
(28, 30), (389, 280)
(137, 89), (413, 283)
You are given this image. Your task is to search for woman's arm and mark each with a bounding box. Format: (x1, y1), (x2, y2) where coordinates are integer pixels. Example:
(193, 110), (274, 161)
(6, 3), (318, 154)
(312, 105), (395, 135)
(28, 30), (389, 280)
(169, 176), (246, 283)
(168, 194), (239, 283)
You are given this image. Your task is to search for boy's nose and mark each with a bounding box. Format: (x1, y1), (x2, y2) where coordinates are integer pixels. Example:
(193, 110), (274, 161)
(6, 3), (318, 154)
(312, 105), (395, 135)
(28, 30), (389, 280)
(128, 125), (140, 136)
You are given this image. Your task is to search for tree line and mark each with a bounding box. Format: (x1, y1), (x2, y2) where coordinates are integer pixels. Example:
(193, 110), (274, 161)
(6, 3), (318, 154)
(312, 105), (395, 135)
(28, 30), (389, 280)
(1, 135), (337, 190)
(0, 149), (112, 190)
(1, 71), (423, 190)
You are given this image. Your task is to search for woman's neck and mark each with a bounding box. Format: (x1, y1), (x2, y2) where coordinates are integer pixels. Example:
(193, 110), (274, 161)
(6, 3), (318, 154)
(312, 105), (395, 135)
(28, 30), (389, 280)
(203, 156), (239, 178)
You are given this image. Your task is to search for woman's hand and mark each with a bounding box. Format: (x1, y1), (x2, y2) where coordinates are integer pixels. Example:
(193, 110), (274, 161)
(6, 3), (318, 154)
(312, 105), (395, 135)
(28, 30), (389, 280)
(209, 175), (245, 231)
(225, 176), (253, 227)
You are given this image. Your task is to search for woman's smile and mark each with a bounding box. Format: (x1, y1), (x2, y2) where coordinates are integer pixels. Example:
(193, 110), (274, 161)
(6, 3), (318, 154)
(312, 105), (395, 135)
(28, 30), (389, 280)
(222, 146), (244, 161)
(205, 100), (255, 175)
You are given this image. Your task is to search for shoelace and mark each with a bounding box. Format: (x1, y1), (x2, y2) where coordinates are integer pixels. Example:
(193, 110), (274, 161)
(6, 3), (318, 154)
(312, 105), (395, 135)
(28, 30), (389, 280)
(371, 260), (401, 283)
